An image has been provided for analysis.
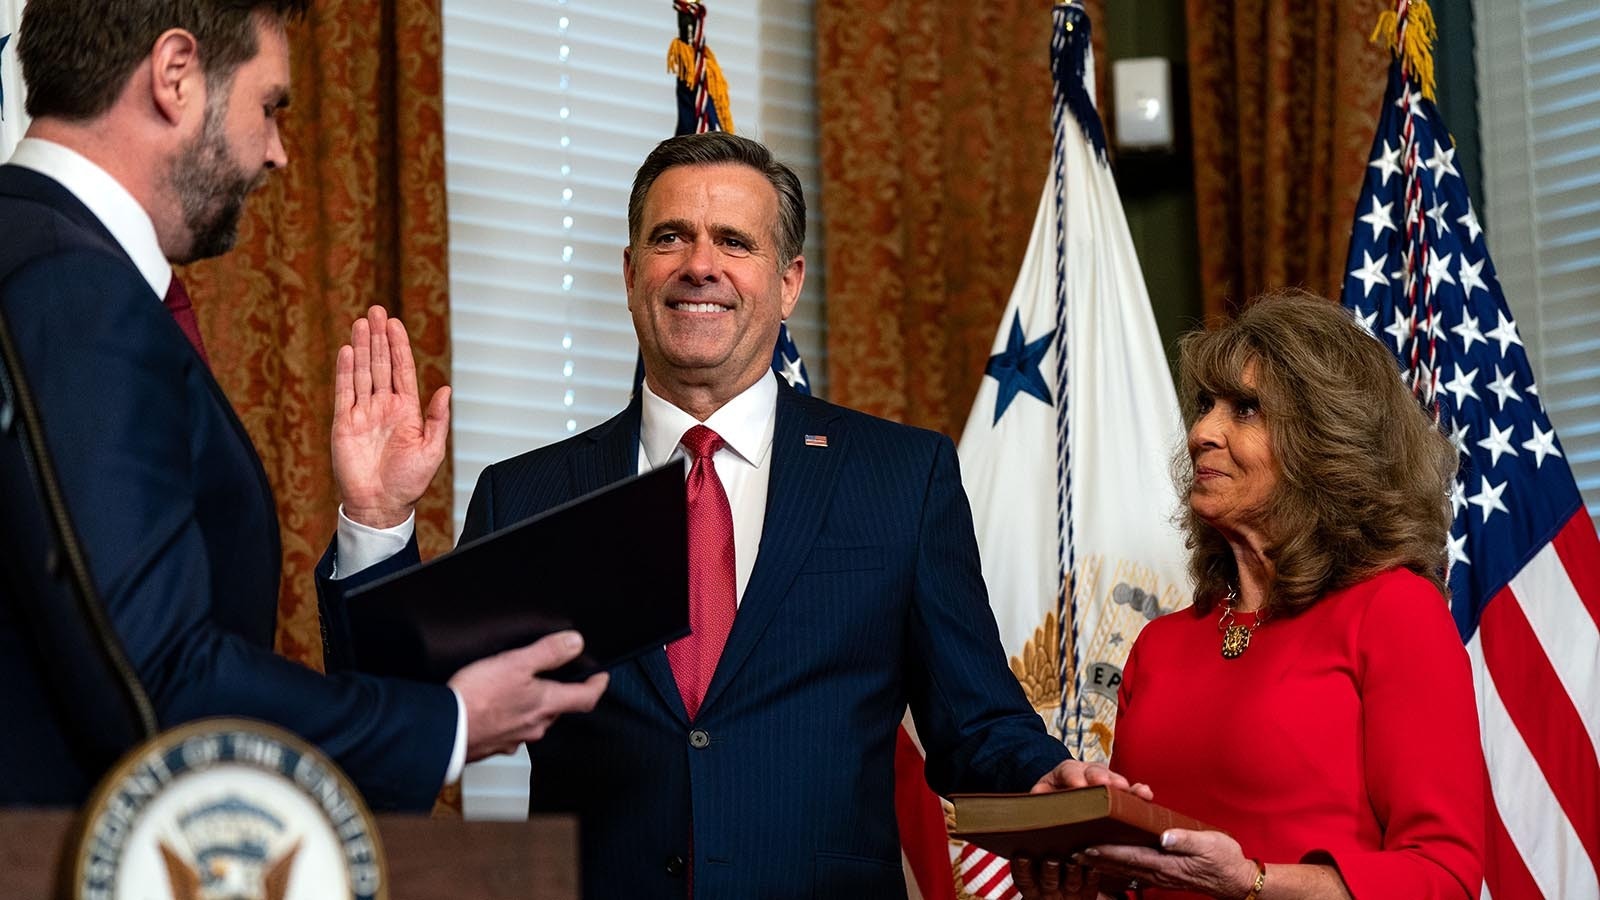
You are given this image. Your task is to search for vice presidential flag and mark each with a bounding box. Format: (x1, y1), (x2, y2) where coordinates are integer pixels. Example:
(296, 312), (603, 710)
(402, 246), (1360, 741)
(903, 5), (1191, 898)
(1, 0), (27, 160)
(1340, 8), (1600, 898)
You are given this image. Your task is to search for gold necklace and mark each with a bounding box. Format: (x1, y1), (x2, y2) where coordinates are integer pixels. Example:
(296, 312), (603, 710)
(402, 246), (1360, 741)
(1217, 590), (1267, 659)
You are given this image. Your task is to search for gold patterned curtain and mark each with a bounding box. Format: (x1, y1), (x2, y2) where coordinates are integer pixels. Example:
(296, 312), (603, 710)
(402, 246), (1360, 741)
(181, 0), (452, 670)
(1185, 0), (1391, 317)
(818, 0), (1105, 436)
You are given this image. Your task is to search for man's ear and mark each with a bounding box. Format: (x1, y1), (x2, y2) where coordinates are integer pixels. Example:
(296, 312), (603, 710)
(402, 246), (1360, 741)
(148, 28), (202, 125)
(622, 246), (636, 304)
(778, 255), (805, 321)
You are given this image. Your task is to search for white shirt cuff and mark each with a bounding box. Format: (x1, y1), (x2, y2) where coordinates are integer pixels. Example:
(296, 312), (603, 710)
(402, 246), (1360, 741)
(445, 687), (468, 785)
(332, 505), (415, 578)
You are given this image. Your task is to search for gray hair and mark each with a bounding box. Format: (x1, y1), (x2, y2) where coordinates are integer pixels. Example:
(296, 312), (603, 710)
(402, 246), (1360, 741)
(627, 132), (806, 267)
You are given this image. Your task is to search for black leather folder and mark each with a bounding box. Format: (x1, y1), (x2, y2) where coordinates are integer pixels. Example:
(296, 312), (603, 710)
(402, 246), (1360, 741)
(343, 462), (689, 682)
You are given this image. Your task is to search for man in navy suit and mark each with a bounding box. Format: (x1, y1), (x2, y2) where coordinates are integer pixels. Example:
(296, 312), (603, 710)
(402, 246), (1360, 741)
(0, 0), (605, 809)
(338, 132), (1144, 896)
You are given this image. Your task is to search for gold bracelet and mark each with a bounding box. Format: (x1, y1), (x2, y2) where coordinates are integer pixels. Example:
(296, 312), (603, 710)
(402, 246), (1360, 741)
(1241, 859), (1267, 900)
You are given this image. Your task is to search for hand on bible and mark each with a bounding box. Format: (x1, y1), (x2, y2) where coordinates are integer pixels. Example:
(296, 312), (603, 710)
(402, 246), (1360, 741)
(1030, 759), (1154, 800)
(332, 305), (451, 528)
(449, 630), (610, 760)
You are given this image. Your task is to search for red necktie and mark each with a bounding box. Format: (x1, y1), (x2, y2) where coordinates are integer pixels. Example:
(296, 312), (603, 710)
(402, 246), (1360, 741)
(666, 424), (737, 721)
(163, 273), (210, 365)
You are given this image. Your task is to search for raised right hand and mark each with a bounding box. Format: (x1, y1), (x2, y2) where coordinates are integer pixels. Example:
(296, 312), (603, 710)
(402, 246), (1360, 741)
(448, 631), (610, 760)
(332, 305), (450, 529)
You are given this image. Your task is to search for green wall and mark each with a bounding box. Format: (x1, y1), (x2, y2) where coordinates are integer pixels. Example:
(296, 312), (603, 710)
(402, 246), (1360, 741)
(1101, 0), (1204, 371)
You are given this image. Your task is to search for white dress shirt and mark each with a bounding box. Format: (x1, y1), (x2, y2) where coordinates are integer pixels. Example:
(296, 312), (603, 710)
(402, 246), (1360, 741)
(638, 372), (778, 605)
(8, 137), (469, 784)
(8, 138), (172, 298)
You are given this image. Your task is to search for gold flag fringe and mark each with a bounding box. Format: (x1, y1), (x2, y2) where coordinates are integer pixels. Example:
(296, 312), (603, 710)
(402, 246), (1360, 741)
(1372, 0), (1438, 102)
(668, 39), (736, 133)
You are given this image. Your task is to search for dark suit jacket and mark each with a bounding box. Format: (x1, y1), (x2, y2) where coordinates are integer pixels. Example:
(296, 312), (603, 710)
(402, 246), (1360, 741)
(459, 384), (1069, 898)
(0, 163), (454, 810)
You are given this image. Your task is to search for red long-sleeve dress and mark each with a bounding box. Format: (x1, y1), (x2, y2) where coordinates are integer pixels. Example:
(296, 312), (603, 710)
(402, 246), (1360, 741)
(1109, 568), (1484, 899)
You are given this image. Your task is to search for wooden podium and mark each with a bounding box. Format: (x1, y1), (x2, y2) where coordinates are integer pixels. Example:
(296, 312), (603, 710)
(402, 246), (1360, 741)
(0, 809), (578, 899)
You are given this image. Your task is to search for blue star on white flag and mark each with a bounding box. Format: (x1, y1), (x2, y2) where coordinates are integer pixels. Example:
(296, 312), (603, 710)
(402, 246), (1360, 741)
(0, 33), (11, 119)
(957, 1), (1188, 761)
(950, 8), (1189, 896)
(983, 310), (1053, 423)
(0, 0), (27, 161)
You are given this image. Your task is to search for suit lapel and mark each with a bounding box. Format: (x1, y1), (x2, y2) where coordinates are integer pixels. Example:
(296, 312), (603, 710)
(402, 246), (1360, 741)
(698, 386), (846, 716)
(569, 394), (641, 496)
(571, 395), (691, 719)
(205, 369), (282, 573)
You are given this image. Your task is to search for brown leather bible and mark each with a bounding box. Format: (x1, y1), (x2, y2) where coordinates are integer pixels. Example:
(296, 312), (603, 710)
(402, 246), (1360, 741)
(949, 786), (1217, 859)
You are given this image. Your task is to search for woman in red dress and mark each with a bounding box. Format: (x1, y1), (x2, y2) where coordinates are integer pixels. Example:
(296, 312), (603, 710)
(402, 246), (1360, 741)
(1019, 292), (1483, 899)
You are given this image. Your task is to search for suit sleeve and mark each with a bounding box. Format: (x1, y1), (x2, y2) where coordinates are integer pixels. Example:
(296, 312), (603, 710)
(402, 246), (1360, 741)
(4, 252), (455, 811)
(314, 533), (422, 671)
(904, 434), (1070, 794)
(1323, 580), (1485, 898)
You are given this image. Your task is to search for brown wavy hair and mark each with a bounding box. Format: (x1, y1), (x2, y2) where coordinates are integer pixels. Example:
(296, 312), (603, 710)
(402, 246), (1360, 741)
(1175, 290), (1458, 615)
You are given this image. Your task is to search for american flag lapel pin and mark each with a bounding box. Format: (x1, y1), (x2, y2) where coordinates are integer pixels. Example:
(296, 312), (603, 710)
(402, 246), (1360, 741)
(803, 434), (828, 448)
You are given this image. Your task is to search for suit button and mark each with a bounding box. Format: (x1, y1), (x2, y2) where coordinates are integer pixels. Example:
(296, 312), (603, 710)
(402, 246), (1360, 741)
(688, 729), (710, 749)
(665, 855), (686, 877)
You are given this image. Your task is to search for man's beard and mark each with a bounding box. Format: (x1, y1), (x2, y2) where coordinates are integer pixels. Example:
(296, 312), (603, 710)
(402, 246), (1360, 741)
(168, 97), (264, 264)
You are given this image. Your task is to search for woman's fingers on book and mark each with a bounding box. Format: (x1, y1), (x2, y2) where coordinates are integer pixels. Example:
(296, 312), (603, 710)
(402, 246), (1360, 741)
(1081, 830), (1249, 897)
(1013, 857), (1098, 900)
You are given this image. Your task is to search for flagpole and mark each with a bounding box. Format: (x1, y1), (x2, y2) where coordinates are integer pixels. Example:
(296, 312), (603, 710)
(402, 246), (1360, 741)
(1049, 1), (1080, 752)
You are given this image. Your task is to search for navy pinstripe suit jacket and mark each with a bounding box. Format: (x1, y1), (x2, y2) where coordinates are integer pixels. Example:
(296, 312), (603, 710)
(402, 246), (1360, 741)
(462, 383), (1069, 898)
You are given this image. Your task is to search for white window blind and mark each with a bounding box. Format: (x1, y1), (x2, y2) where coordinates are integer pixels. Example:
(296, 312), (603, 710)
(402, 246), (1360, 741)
(1475, 0), (1600, 527)
(442, 0), (824, 818)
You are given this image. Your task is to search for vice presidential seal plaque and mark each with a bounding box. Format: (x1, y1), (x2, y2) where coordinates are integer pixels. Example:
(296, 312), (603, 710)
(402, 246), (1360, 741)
(68, 718), (386, 900)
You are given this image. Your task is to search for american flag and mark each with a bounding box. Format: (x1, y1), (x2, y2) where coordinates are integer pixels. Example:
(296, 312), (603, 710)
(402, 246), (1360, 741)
(1339, 37), (1600, 900)
(771, 316), (810, 395)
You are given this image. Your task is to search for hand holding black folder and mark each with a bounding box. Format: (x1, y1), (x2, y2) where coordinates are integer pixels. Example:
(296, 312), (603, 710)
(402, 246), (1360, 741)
(344, 464), (690, 682)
